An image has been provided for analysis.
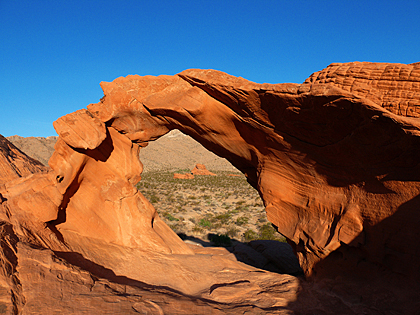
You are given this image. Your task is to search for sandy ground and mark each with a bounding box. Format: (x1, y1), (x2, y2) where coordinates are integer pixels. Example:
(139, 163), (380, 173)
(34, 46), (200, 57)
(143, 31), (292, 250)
(137, 170), (285, 245)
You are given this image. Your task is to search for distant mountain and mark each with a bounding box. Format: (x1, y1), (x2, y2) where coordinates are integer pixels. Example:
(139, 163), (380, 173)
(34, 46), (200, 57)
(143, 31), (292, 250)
(0, 134), (47, 185)
(7, 135), (58, 166)
(7, 130), (238, 172)
(140, 130), (237, 172)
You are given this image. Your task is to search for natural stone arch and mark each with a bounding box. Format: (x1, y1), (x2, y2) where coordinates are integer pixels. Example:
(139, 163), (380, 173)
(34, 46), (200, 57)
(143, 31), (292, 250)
(27, 63), (419, 280)
(2, 62), (420, 313)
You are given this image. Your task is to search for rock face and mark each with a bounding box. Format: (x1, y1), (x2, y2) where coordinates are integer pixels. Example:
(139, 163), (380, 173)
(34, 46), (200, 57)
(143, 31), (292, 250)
(191, 163), (217, 176)
(1, 61), (420, 313)
(173, 164), (216, 179)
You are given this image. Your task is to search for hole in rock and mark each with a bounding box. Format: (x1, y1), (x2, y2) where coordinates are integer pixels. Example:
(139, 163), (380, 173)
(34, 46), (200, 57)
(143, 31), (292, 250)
(137, 129), (303, 276)
(8, 129), (303, 276)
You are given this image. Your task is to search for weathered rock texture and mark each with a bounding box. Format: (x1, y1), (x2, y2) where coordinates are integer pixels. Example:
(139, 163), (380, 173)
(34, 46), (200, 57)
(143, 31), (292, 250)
(1, 61), (420, 313)
(173, 164), (216, 179)
(173, 172), (194, 179)
(191, 163), (217, 176)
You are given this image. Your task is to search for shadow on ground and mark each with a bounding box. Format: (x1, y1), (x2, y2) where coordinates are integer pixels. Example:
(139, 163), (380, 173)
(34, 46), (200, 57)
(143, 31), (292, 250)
(178, 232), (304, 276)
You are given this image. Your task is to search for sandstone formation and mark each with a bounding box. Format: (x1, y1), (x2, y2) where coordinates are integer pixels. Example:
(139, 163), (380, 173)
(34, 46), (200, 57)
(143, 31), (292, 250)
(7, 131), (237, 172)
(191, 163), (217, 176)
(173, 172), (194, 179)
(173, 163), (216, 179)
(1, 61), (420, 313)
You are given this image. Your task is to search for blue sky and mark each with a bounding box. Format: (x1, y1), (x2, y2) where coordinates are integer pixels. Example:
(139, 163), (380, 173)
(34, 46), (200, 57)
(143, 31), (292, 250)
(1, 0), (419, 137)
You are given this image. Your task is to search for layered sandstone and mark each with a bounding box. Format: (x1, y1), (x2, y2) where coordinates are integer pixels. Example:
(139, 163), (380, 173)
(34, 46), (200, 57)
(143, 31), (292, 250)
(1, 62), (420, 313)
(191, 163), (217, 176)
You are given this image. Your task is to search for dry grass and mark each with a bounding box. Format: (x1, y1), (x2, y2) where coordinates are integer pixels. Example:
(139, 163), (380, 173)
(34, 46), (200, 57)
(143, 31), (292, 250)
(136, 170), (286, 244)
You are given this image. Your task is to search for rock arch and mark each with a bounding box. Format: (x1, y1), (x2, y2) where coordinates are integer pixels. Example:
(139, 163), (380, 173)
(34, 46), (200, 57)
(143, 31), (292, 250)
(2, 62), (420, 313)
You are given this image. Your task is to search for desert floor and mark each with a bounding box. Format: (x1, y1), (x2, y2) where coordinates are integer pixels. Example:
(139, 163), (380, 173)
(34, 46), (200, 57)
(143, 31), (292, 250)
(137, 170), (286, 247)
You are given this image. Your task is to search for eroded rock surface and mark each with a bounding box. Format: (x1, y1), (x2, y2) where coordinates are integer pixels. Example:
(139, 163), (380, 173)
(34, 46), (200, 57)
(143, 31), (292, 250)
(191, 163), (217, 176)
(1, 61), (420, 313)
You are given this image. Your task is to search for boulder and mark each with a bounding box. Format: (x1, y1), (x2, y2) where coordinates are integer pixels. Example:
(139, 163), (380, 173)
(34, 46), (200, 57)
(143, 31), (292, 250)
(173, 172), (194, 179)
(191, 163), (216, 176)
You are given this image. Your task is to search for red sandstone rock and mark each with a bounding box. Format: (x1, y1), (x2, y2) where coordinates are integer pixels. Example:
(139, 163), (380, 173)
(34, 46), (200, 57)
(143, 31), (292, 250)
(173, 172), (194, 179)
(2, 62), (420, 313)
(191, 163), (216, 176)
(85, 62), (420, 312)
(53, 108), (107, 149)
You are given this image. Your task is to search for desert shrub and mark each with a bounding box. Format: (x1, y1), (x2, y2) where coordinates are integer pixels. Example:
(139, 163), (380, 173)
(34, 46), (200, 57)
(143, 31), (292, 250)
(214, 213), (231, 224)
(136, 170), (267, 240)
(235, 216), (249, 226)
(192, 226), (204, 233)
(226, 227), (239, 238)
(166, 194), (175, 202)
(149, 194), (160, 204)
(243, 229), (258, 241)
(208, 233), (232, 247)
(242, 224), (286, 242)
(198, 218), (212, 228)
(257, 216), (267, 223)
(258, 223), (277, 240)
(162, 212), (179, 221)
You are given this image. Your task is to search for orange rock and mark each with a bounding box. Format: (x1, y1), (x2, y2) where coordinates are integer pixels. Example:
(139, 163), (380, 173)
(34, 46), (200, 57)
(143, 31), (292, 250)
(191, 163), (216, 176)
(82, 62), (420, 312)
(53, 108), (107, 149)
(173, 173), (194, 179)
(2, 62), (420, 313)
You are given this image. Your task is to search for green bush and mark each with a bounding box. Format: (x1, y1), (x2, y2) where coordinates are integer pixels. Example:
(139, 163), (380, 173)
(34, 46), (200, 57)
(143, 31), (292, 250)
(258, 223), (277, 240)
(236, 216), (249, 226)
(198, 218), (212, 228)
(226, 227), (239, 237)
(208, 233), (232, 247)
(163, 212), (179, 221)
(243, 229), (258, 241)
(149, 194), (160, 203)
(214, 213), (231, 224)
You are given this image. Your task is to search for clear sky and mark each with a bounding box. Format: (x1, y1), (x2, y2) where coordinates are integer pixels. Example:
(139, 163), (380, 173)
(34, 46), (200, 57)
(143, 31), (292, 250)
(1, 0), (419, 137)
